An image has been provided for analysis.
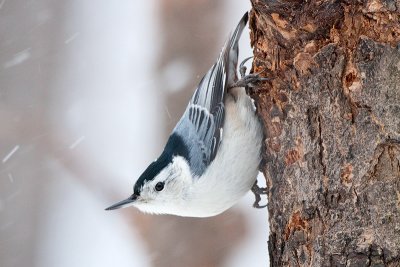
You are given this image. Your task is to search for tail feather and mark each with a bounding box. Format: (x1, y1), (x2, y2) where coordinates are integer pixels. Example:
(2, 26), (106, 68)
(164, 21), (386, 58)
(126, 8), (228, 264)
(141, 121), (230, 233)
(222, 12), (248, 87)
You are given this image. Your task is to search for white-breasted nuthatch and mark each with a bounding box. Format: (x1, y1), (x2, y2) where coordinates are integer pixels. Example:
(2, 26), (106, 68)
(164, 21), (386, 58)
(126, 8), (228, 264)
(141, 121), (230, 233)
(105, 12), (265, 217)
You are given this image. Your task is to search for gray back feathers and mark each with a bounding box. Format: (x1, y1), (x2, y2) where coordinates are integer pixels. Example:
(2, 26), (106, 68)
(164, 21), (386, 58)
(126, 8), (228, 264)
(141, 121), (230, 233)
(173, 12), (248, 176)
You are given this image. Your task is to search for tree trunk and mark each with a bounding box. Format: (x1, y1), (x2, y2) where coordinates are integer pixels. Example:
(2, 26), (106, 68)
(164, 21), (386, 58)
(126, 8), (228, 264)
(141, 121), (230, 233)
(249, 0), (400, 265)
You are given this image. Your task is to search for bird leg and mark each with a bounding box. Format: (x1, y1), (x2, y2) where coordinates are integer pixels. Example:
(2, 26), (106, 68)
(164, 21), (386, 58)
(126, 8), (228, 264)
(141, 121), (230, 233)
(251, 181), (267, 209)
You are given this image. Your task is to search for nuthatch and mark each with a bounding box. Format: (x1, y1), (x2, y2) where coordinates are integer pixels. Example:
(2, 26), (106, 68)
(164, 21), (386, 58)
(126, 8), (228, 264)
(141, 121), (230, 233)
(106, 12), (266, 217)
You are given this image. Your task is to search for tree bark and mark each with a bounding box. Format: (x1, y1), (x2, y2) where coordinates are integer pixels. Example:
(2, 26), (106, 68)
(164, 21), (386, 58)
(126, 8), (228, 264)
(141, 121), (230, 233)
(249, 0), (400, 265)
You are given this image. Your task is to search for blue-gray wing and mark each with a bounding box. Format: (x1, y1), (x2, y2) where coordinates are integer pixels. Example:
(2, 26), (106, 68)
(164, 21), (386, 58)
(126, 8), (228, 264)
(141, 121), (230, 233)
(173, 13), (248, 176)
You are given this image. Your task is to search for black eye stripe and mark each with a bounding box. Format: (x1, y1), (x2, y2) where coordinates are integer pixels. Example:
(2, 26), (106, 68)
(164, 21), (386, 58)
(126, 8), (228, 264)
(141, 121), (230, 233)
(155, 182), (164, 192)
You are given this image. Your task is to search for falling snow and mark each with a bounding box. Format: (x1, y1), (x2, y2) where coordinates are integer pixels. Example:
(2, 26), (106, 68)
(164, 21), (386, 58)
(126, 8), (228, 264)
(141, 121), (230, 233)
(3, 49), (31, 68)
(164, 105), (172, 120)
(69, 136), (85, 149)
(64, 32), (80, 44)
(2, 145), (20, 163)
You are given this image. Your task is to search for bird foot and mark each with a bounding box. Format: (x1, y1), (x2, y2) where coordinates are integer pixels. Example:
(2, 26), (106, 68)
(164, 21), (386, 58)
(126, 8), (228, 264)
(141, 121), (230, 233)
(251, 181), (267, 209)
(238, 56), (253, 78)
(231, 73), (270, 89)
(230, 57), (269, 89)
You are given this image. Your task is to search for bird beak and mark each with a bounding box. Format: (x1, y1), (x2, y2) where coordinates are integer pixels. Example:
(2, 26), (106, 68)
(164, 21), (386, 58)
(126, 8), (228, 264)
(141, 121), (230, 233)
(105, 194), (137, 211)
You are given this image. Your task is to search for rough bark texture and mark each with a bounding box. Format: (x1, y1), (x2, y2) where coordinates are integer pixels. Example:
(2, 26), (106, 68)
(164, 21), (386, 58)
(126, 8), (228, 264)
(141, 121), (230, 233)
(249, 0), (400, 265)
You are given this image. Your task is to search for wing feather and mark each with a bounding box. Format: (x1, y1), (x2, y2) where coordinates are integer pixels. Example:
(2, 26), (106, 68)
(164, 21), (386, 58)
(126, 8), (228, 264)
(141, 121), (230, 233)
(173, 13), (248, 176)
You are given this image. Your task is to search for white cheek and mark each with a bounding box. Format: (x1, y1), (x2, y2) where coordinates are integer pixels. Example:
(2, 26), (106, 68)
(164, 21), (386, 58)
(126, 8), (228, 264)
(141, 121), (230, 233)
(136, 158), (193, 213)
(171, 156), (193, 182)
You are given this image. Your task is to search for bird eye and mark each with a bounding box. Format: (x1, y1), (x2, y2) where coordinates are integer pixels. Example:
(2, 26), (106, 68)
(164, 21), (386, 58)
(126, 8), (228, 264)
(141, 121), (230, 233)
(155, 182), (164, 192)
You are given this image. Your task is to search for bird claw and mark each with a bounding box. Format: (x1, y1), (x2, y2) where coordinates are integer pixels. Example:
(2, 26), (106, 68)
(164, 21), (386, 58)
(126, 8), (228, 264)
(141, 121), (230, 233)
(251, 181), (267, 209)
(230, 57), (269, 89)
(232, 73), (270, 89)
(239, 56), (253, 78)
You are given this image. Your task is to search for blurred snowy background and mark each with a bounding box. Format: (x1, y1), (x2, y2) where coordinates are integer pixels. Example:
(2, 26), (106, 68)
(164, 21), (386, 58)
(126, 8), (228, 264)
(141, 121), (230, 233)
(0, 1), (269, 266)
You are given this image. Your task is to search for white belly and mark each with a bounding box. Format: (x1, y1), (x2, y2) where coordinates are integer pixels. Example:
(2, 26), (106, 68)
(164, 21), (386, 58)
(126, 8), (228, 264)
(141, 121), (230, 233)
(182, 87), (264, 217)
